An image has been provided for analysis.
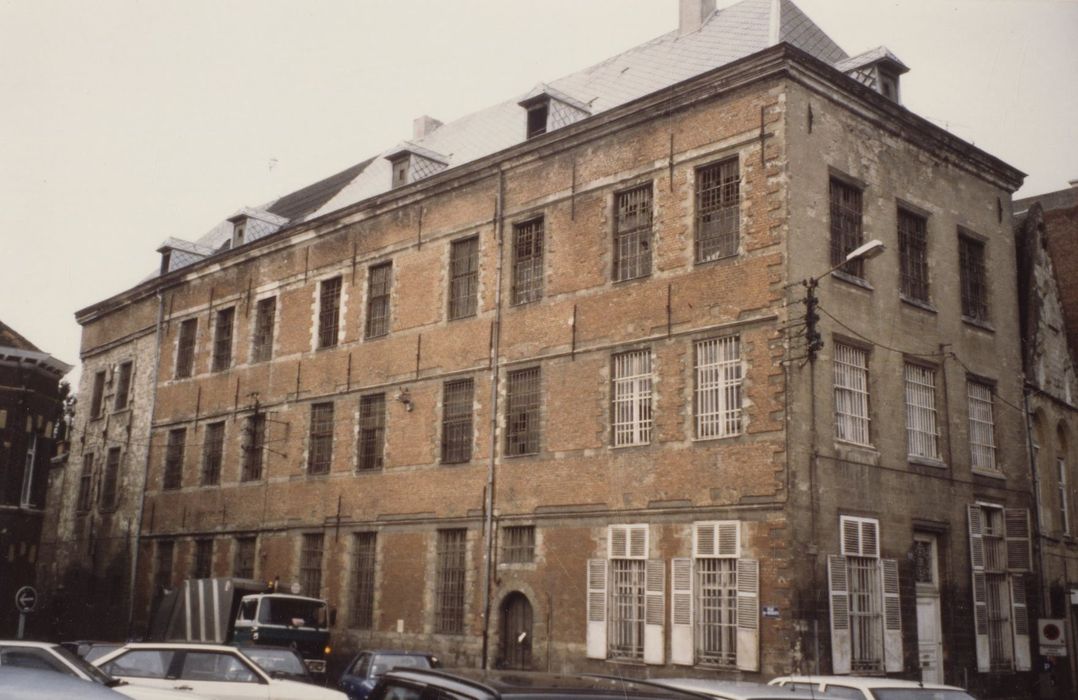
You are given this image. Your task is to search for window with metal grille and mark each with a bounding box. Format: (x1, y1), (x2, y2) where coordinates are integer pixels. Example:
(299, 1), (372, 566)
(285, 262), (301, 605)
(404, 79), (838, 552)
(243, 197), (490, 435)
(695, 337), (742, 439)
(155, 540), (174, 593)
(848, 555), (883, 672)
(212, 307), (235, 371)
(981, 508), (1014, 670)
(613, 185), (653, 282)
(959, 235), (988, 321)
(351, 532), (377, 628)
(695, 158), (740, 263)
(608, 558), (646, 660)
(512, 219), (544, 305)
(506, 368), (540, 456)
(502, 525), (535, 564)
(318, 277), (343, 348)
(904, 364), (939, 460)
(90, 370), (106, 418)
(968, 380), (997, 471)
(357, 394), (385, 471)
(234, 537), (256, 579)
(829, 178), (864, 278)
(114, 361), (133, 411)
(301, 533), (324, 597)
(449, 237), (479, 320)
(695, 558), (737, 666)
(365, 262), (392, 339)
(307, 403), (334, 474)
(251, 297), (276, 363)
(201, 421), (225, 486)
(612, 350), (652, 447)
(1059, 458), (1070, 536)
(834, 344), (871, 445)
(898, 209), (929, 302)
(100, 447), (121, 509)
(77, 453), (94, 512)
(435, 529), (467, 634)
(441, 379), (474, 463)
(163, 428), (186, 490)
(193, 539), (214, 578)
(241, 414), (266, 482)
(175, 318), (198, 379)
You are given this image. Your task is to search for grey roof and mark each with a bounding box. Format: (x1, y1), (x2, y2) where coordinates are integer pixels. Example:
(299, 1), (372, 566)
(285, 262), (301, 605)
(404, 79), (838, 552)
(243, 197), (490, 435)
(835, 45), (910, 75)
(1014, 184), (1078, 216)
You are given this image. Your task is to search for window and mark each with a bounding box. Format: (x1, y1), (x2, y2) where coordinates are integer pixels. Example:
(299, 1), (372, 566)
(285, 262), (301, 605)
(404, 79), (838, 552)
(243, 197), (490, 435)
(959, 234), (988, 322)
(241, 414), (266, 482)
(967, 380), (997, 471)
(612, 350), (652, 447)
(441, 379), (474, 463)
(684, 522), (753, 668)
(19, 432), (38, 508)
(100, 447), (121, 509)
(502, 525), (535, 564)
(212, 307), (235, 371)
(307, 403), (334, 475)
(1058, 458), (1070, 536)
(829, 178), (864, 278)
(435, 529), (467, 634)
(318, 277), (343, 349)
(526, 103), (548, 138)
(175, 318), (198, 379)
(898, 209), (929, 302)
(251, 297), (276, 363)
(154, 540), (174, 593)
(193, 539), (213, 578)
(968, 505), (1032, 672)
(357, 394), (386, 471)
(695, 158), (740, 262)
(695, 337), (742, 439)
(234, 537), (256, 579)
(201, 422), (225, 486)
(365, 262), (392, 339)
(511, 218), (544, 305)
(904, 363), (939, 461)
(90, 370), (106, 418)
(163, 428), (186, 490)
(834, 343), (870, 445)
(114, 361), (133, 410)
(77, 453), (94, 512)
(614, 185), (653, 282)
(506, 367), (540, 456)
(390, 155), (409, 188)
(300, 533), (324, 597)
(449, 237), (479, 320)
(351, 532), (377, 628)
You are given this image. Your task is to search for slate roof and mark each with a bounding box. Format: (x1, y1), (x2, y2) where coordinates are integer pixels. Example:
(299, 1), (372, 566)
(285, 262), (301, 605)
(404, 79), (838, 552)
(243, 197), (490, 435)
(0, 320), (41, 353)
(1014, 185), (1078, 217)
(0, 320), (73, 376)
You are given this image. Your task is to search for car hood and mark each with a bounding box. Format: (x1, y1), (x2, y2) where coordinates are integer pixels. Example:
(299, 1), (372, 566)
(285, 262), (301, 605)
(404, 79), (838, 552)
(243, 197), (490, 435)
(271, 678), (349, 699)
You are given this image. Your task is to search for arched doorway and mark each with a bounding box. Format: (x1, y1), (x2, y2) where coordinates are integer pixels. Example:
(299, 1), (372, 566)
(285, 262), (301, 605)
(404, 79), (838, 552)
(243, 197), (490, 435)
(499, 592), (533, 670)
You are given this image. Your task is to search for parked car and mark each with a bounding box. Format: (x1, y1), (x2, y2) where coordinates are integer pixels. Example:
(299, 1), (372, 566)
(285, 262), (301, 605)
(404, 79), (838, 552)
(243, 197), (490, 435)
(94, 642), (348, 700)
(241, 644), (316, 684)
(338, 650), (440, 700)
(0, 666), (129, 700)
(769, 676), (977, 700)
(646, 677), (838, 700)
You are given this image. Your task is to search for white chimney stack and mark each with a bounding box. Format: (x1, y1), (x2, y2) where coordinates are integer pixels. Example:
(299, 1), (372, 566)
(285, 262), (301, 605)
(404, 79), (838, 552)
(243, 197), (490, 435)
(413, 115), (443, 140)
(679, 0), (716, 35)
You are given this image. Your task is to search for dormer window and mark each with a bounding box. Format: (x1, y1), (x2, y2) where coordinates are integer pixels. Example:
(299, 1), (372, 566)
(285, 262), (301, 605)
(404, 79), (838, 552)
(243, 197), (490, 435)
(835, 47), (908, 105)
(384, 143), (449, 189)
(391, 155), (410, 189)
(526, 103), (548, 139)
(233, 218), (246, 247)
(226, 208), (286, 248)
(518, 84), (590, 140)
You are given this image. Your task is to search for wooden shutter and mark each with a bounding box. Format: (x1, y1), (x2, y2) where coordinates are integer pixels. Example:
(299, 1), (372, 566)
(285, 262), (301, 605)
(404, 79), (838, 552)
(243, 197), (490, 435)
(670, 558), (693, 665)
(840, 516), (879, 557)
(1011, 573), (1031, 671)
(880, 558), (903, 672)
(828, 554), (851, 674)
(610, 524), (648, 559)
(694, 521), (740, 558)
(586, 559), (607, 659)
(1004, 509), (1032, 572)
(644, 559), (665, 664)
(736, 558), (759, 671)
(968, 504), (990, 672)
(629, 526), (649, 559)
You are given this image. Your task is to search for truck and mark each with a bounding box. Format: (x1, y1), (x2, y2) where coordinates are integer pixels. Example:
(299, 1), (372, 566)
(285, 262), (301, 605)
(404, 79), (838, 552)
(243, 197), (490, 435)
(148, 577), (333, 675)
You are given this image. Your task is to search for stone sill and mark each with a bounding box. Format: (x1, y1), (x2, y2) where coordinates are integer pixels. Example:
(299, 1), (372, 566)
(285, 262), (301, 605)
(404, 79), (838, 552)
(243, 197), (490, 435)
(962, 316), (995, 334)
(832, 270), (874, 292)
(900, 295), (937, 314)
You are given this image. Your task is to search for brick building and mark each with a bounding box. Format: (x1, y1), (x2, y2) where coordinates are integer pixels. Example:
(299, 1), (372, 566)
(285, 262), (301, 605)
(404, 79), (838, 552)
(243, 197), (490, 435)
(43, 1), (1035, 696)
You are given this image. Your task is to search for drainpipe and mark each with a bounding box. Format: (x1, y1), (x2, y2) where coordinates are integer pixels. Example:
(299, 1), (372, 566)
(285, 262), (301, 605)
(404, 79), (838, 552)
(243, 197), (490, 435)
(1022, 383), (1050, 617)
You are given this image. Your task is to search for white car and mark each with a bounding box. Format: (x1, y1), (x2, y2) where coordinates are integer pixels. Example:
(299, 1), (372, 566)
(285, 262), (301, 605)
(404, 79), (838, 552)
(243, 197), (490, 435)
(768, 675), (977, 700)
(648, 678), (834, 700)
(0, 640), (197, 700)
(94, 642), (348, 700)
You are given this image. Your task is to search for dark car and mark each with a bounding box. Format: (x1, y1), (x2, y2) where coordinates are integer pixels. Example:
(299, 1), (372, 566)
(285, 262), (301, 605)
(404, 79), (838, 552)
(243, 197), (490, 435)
(241, 644), (316, 684)
(339, 651), (440, 700)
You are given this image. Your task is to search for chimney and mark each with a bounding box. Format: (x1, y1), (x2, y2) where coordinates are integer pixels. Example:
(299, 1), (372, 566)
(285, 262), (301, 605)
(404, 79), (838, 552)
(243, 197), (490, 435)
(679, 0), (716, 35)
(413, 115), (443, 140)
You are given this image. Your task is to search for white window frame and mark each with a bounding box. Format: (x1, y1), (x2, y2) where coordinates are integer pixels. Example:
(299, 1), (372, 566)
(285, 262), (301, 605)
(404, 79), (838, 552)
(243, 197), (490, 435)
(588, 525), (664, 665)
(1058, 458), (1071, 536)
(967, 380), (997, 471)
(694, 337), (742, 439)
(904, 363), (940, 461)
(612, 350), (652, 447)
(834, 343), (871, 446)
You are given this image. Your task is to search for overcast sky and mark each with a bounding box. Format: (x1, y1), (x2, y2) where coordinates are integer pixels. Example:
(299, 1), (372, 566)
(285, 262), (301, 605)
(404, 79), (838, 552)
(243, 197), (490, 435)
(2, 0), (1076, 386)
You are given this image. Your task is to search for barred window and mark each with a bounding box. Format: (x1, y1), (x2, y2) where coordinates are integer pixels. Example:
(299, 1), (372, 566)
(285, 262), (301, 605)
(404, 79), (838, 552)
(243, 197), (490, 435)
(898, 209), (929, 302)
(695, 337), (742, 439)
(100, 447), (121, 509)
(300, 533), (324, 597)
(449, 237), (479, 320)
(357, 394), (386, 471)
(201, 421), (225, 486)
(502, 525), (535, 564)
(212, 307), (235, 372)
(318, 277), (343, 349)
(695, 557), (737, 666)
(830, 178), (864, 278)
(241, 414), (266, 482)
(609, 558), (646, 660)
(193, 539), (214, 579)
(435, 529), (467, 634)
(77, 453), (94, 512)
(904, 364), (939, 460)
(959, 234), (988, 322)
(614, 185), (653, 282)
(849, 555), (883, 672)
(512, 219), (544, 305)
(351, 532), (377, 628)
(979, 507), (1014, 670)
(612, 350), (652, 447)
(834, 344), (871, 445)
(90, 370), (106, 418)
(175, 319), (197, 379)
(695, 158), (740, 263)
(366, 262), (392, 339)
(163, 428), (186, 490)
(114, 361), (133, 411)
(968, 380), (997, 471)
(308, 403), (335, 474)
(251, 297), (276, 363)
(506, 367), (540, 456)
(234, 537), (256, 579)
(155, 540), (174, 593)
(441, 379), (474, 464)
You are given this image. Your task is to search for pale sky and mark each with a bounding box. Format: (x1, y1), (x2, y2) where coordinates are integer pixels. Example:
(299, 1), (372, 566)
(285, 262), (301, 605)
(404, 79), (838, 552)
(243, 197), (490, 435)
(1, 0), (1076, 386)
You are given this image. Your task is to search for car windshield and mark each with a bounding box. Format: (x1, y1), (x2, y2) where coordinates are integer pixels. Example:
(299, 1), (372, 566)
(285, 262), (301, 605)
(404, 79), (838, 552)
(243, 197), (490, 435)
(242, 647), (310, 681)
(84, 645), (122, 664)
(370, 654), (433, 677)
(871, 691), (976, 700)
(49, 645), (117, 686)
(257, 597), (327, 627)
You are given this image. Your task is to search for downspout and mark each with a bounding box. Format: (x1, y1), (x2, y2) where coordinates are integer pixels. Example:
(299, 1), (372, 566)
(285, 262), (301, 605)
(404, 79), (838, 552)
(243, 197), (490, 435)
(126, 290), (165, 637)
(1022, 383), (1050, 617)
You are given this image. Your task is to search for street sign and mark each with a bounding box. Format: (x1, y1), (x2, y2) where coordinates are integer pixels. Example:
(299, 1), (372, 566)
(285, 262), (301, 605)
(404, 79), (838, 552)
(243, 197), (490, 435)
(14, 586), (37, 614)
(1038, 618), (1068, 657)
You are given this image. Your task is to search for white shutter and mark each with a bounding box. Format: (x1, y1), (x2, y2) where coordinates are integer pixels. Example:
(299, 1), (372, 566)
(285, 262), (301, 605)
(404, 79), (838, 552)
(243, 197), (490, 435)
(629, 526), (649, 559)
(1004, 509), (1032, 572)
(586, 559), (607, 659)
(968, 505), (990, 672)
(644, 559), (665, 664)
(670, 558), (694, 665)
(694, 521), (740, 558)
(880, 558), (903, 672)
(828, 554), (851, 675)
(610, 524), (648, 559)
(840, 516), (879, 557)
(736, 558), (759, 671)
(1011, 574), (1031, 671)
